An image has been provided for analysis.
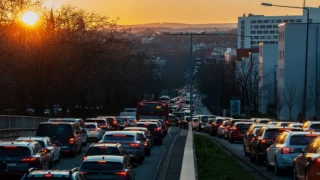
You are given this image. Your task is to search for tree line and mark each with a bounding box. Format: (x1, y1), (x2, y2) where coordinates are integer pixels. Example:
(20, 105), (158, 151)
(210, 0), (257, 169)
(0, 0), (162, 117)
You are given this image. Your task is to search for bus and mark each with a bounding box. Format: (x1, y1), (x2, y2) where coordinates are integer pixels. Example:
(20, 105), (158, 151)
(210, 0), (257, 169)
(136, 100), (169, 126)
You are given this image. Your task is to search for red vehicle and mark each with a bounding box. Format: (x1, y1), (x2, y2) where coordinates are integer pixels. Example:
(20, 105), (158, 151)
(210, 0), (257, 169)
(136, 101), (169, 127)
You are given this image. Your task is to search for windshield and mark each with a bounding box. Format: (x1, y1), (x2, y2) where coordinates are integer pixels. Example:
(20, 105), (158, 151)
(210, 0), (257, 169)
(139, 103), (166, 113)
(80, 162), (123, 171)
(290, 135), (318, 145)
(215, 119), (223, 124)
(264, 128), (303, 138)
(236, 124), (251, 130)
(0, 146), (31, 156)
(86, 147), (120, 156)
(103, 134), (134, 141)
(85, 124), (97, 129)
(310, 124), (320, 130)
(36, 124), (73, 136)
(116, 118), (124, 123)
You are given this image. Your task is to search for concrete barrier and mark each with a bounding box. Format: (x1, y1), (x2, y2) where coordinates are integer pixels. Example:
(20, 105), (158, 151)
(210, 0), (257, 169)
(0, 115), (48, 129)
(180, 122), (196, 180)
(0, 129), (37, 138)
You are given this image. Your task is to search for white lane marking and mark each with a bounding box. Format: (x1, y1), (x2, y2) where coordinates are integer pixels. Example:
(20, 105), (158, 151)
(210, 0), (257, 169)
(167, 126), (172, 138)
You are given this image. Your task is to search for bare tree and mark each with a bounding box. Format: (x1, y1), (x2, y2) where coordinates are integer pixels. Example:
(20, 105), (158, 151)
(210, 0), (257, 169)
(275, 95), (284, 120)
(283, 83), (298, 120)
(297, 86), (315, 115)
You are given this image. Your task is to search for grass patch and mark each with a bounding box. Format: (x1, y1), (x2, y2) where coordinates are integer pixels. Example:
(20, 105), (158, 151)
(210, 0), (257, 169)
(194, 134), (255, 180)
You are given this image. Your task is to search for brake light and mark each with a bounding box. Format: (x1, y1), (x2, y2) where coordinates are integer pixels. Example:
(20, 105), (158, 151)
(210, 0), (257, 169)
(316, 158), (320, 164)
(154, 128), (161, 131)
(281, 147), (293, 154)
(260, 139), (266, 143)
(43, 174), (53, 178)
(82, 156), (87, 161)
(22, 158), (36, 162)
(4, 146), (16, 149)
(98, 160), (107, 164)
(115, 171), (127, 176)
(100, 126), (106, 128)
(81, 172), (87, 175)
(129, 143), (140, 147)
(144, 142), (148, 146)
(214, 124), (219, 126)
(166, 121), (168, 124)
(69, 138), (74, 144)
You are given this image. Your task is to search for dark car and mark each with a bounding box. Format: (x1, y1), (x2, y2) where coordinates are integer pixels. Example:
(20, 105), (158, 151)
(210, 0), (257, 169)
(85, 118), (110, 131)
(116, 117), (129, 130)
(228, 122), (253, 143)
(225, 119), (251, 141)
(98, 116), (120, 131)
(136, 122), (163, 145)
(35, 122), (83, 157)
(21, 168), (85, 179)
(79, 155), (135, 180)
(168, 114), (179, 127)
(210, 118), (225, 136)
(0, 141), (52, 176)
(124, 127), (153, 147)
(249, 126), (303, 165)
(243, 126), (263, 156)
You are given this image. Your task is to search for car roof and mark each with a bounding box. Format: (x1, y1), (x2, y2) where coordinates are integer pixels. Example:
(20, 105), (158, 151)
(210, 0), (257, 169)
(0, 141), (38, 147)
(85, 122), (98, 124)
(285, 131), (320, 136)
(139, 119), (161, 121)
(86, 118), (106, 121)
(90, 143), (119, 147)
(136, 122), (158, 125)
(16, 137), (49, 141)
(84, 155), (124, 163)
(124, 127), (148, 130)
(49, 118), (82, 121)
(27, 170), (74, 176)
(40, 122), (75, 125)
(234, 122), (253, 125)
(104, 131), (137, 136)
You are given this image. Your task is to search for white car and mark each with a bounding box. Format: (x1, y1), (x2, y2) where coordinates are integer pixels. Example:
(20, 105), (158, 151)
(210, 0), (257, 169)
(16, 136), (61, 163)
(85, 122), (104, 141)
(192, 118), (199, 129)
(266, 131), (320, 175)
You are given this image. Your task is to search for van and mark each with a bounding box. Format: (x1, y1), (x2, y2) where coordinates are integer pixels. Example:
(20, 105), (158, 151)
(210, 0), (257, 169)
(48, 118), (87, 145)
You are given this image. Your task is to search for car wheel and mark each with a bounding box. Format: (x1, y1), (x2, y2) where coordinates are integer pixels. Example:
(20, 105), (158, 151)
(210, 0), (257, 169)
(274, 157), (281, 176)
(265, 155), (271, 171)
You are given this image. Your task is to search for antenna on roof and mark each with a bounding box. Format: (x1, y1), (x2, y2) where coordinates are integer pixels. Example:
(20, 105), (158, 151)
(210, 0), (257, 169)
(303, 0), (306, 7)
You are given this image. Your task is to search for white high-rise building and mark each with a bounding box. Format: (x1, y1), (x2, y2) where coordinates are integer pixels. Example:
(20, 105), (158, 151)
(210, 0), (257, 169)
(237, 7), (320, 49)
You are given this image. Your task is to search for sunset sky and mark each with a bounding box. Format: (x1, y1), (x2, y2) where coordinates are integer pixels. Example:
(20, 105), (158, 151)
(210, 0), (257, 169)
(43, 0), (319, 24)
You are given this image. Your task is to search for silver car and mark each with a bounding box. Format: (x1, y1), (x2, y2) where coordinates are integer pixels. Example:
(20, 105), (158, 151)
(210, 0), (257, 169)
(266, 131), (320, 175)
(85, 122), (104, 141)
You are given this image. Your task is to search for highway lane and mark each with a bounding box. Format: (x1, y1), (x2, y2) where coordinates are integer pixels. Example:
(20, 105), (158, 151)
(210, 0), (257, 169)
(1, 126), (181, 180)
(195, 102), (292, 180)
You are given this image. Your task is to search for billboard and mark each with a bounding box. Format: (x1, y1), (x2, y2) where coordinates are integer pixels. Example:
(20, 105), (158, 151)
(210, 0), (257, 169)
(230, 99), (241, 117)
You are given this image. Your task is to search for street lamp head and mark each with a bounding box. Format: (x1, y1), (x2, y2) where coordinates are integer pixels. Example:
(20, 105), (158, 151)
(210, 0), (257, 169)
(261, 2), (273, 6)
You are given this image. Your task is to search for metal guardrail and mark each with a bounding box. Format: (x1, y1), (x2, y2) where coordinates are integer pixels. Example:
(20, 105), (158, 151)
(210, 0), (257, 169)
(0, 115), (48, 129)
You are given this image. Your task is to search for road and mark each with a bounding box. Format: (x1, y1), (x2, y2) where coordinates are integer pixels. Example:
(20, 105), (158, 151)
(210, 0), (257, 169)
(194, 100), (292, 180)
(1, 126), (181, 180)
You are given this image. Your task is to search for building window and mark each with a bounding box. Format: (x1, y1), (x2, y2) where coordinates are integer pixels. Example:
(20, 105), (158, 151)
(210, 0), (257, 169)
(241, 20), (245, 25)
(273, 25), (278, 28)
(263, 20), (269, 23)
(289, 19), (295, 23)
(252, 41), (256, 44)
(241, 36), (245, 40)
(254, 25), (259, 29)
(241, 41), (244, 47)
(283, 19), (289, 23)
(251, 20), (256, 23)
(277, 20), (282, 23)
(263, 31), (269, 34)
(254, 36), (259, 39)
(270, 20), (275, 23)
(270, 41), (275, 43)
(257, 20), (263, 23)
(267, 25), (272, 28)
(275, 41), (278, 43)
(270, 30), (275, 34)
(282, 50), (285, 59)
(257, 31), (262, 34)
(241, 31), (244, 35)
(275, 30), (279, 33)
(273, 35), (278, 39)
(260, 25), (266, 28)
(279, 50), (282, 59)
(309, 19), (313, 23)
(260, 36), (265, 39)
(296, 19), (302, 23)
(241, 26), (245, 30)
(266, 36), (272, 39)
(251, 31), (256, 34)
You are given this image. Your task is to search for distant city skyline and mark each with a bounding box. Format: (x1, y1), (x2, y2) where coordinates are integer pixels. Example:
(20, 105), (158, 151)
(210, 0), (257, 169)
(44, 0), (319, 25)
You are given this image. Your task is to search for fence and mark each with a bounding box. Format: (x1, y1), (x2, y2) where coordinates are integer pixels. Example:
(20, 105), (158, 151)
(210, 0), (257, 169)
(0, 115), (48, 130)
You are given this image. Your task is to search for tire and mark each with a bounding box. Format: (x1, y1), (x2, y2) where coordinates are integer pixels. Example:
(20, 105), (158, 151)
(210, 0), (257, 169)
(274, 158), (281, 176)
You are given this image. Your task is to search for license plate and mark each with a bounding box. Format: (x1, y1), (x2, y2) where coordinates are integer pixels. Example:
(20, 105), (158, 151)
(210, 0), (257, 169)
(7, 163), (16, 167)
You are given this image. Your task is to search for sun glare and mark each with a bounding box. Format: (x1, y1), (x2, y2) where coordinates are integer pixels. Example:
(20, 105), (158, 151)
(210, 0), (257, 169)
(21, 11), (39, 26)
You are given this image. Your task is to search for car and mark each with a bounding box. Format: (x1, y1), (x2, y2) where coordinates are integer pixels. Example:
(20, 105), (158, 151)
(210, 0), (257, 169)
(125, 116), (137, 127)
(225, 119), (251, 140)
(228, 122), (253, 143)
(85, 122), (104, 141)
(266, 131), (320, 175)
(275, 122), (292, 127)
(35, 122), (83, 157)
(217, 120), (230, 138)
(197, 115), (216, 132)
(0, 141), (52, 176)
(48, 118), (88, 145)
(293, 136), (320, 179)
(78, 155), (136, 180)
(124, 127), (154, 147)
(192, 117), (200, 130)
(136, 122), (163, 145)
(16, 136), (61, 163)
(85, 118), (110, 131)
(100, 131), (144, 164)
(253, 118), (273, 124)
(249, 126), (303, 165)
(98, 116), (120, 130)
(116, 116), (129, 130)
(210, 117), (230, 136)
(243, 127), (262, 156)
(82, 143), (132, 164)
(21, 168), (85, 179)
(126, 131), (151, 156)
(301, 121), (320, 131)
(139, 119), (167, 136)
(168, 113), (179, 126)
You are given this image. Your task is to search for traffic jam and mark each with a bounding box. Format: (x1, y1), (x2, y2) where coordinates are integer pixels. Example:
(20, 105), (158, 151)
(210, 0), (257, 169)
(0, 94), (189, 180)
(197, 116), (320, 179)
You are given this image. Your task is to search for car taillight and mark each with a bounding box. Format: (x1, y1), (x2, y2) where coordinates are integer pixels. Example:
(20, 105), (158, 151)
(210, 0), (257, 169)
(100, 126), (106, 128)
(113, 121), (117, 124)
(259, 139), (266, 143)
(81, 172), (87, 175)
(22, 158), (36, 162)
(82, 156), (87, 161)
(115, 171), (127, 176)
(316, 158), (320, 164)
(281, 147), (293, 154)
(166, 121), (168, 124)
(144, 142), (148, 146)
(129, 143), (140, 147)
(154, 128), (161, 131)
(69, 138), (74, 144)
(214, 124), (219, 127)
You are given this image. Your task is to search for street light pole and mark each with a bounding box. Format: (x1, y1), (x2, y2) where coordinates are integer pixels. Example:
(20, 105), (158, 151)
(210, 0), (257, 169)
(261, 2), (310, 119)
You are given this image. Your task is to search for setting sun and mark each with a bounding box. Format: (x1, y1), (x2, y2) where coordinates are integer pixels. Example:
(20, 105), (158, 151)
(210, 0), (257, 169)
(21, 11), (39, 26)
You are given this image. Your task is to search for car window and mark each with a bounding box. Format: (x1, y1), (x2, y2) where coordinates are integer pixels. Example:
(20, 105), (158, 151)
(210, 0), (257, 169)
(0, 146), (31, 156)
(86, 147), (120, 156)
(215, 119), (223, 124)
(36, 124), (73, 136)
(104, 134), (135, 141)
(47, 139), (53, 146)
(290, 135), (318, 146)
(86, 124), (97, 129)
(80, 162), (123, 171)
(136, 123), (158, 130)
(310, 124), (320, 130)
